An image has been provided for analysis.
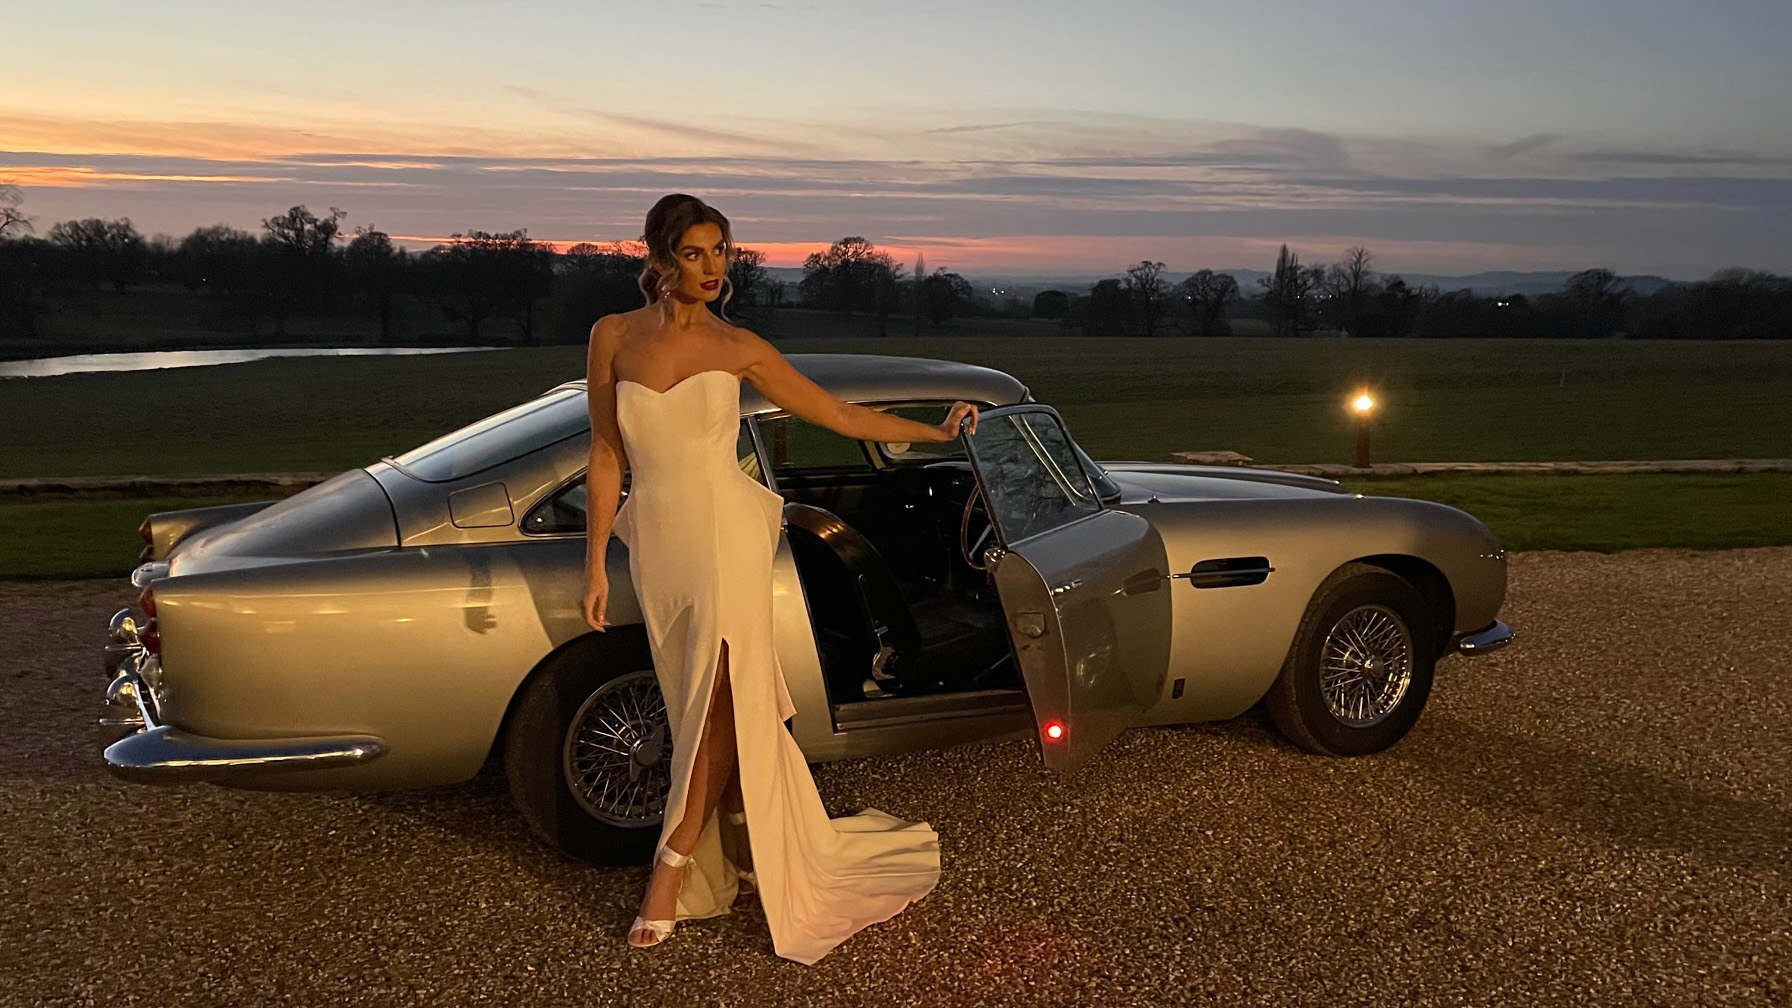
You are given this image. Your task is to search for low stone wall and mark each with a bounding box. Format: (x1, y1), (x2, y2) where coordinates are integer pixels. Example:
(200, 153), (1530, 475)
(1263, 459), (1792, 478)
(4, 459), (1791, 500)
(0, 473), (339, 500)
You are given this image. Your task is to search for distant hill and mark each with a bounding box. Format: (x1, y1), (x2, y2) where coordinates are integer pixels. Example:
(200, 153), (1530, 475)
(950, 269), (1682, 300)
(763, 265), (1683, 301)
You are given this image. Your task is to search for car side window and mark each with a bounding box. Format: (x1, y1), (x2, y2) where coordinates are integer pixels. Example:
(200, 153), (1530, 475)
(867, 403), (970, 465)
(391, 387), (588, 482)
(523, 421), (765, 534)
(966, 409), (1102, 544)
(757, 413), (873, 472)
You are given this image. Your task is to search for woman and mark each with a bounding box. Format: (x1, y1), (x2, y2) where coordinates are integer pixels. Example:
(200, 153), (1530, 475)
(580, 194), (978, 963)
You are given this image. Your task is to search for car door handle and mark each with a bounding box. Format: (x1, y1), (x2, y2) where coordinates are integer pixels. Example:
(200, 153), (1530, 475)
(1173, 557), (1274, 588)
(1121, 569), (1168, 595)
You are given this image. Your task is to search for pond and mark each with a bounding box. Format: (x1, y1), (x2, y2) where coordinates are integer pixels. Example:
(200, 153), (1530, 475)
(0, 346), (506, 379)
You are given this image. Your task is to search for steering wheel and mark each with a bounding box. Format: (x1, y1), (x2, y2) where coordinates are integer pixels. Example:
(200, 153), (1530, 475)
(959, 483), (996, 571)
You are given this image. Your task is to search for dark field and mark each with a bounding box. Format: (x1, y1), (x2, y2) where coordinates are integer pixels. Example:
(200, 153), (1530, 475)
(7, 472), (1792, 581)
(4, 328), (1789, 479)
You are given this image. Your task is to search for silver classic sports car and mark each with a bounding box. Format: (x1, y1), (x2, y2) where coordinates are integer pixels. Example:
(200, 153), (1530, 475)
(100, 353), (1512, 864)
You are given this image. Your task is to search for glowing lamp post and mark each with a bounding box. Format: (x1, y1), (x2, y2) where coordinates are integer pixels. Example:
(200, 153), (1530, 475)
(1351, 392), (1376, 468)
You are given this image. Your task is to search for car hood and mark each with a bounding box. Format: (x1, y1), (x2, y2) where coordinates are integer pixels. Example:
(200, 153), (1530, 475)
(1098, 462), (1352, 503)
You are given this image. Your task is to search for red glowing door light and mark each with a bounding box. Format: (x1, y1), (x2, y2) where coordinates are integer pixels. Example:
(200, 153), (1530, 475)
(1044, 721), (1066, 741)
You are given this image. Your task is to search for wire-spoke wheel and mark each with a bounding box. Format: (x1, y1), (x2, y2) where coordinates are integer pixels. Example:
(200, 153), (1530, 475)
(563, 670), (672, 827)
(1265, 563), (1439, 756)
(505, 629), (666, 866)
(1318, 605), (1413, 728)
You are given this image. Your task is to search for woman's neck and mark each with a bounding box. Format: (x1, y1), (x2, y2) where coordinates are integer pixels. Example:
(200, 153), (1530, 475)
(663, 290), (708, 327)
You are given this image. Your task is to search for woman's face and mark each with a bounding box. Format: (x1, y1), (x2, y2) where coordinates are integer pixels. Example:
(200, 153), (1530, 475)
(671, 221), (728, 302)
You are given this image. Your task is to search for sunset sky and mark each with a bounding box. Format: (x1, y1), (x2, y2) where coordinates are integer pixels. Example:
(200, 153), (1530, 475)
(5, 0), (1790, 277)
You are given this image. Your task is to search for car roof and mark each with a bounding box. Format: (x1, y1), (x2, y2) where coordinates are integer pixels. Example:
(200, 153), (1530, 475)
(553, 352), (1031, 412)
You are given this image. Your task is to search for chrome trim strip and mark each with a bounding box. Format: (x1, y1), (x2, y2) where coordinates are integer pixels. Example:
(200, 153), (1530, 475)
(103, 727), (388, 784)
(1455, 619), (1513, 655)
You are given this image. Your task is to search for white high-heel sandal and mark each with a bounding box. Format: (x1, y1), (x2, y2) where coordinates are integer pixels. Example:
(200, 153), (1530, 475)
(627, 844), (694, 948)
(724, 809), (757, 893)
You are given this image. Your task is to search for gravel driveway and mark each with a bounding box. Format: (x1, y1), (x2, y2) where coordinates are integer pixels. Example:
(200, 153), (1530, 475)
(3, 549), (1787, 1007)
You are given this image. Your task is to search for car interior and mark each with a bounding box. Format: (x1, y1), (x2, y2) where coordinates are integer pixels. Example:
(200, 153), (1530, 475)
(750, 401), (1030, 722)
(523, 399), (1034, 729)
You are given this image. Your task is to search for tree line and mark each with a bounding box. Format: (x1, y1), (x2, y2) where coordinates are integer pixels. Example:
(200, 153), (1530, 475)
(1054, 245), (1792, 340)
(0, 191), (780, 344)
(1, 185), (1787, 343)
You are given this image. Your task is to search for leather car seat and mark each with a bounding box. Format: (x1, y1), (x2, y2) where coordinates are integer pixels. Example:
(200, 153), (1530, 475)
(782, 501), (1011, 697)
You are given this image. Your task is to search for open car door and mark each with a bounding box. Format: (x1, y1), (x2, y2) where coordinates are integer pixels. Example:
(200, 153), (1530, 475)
(961, 405), (1171, 772)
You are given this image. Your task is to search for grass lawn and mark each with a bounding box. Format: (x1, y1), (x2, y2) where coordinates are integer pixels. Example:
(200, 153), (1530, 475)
(2, 324), (1789, 479)
(0, 495), (271, 580)
(5, 472), (1788, 581)
(1342, 472), (1792, 552)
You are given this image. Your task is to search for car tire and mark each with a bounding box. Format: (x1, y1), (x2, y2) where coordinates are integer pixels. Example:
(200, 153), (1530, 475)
(1264, 562), (1437, 757)
(504, 632), (666, 866)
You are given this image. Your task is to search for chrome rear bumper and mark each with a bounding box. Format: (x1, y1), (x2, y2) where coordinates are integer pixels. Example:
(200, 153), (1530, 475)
(1453, 619), (1513, 655)
(101, 609), (387, 784)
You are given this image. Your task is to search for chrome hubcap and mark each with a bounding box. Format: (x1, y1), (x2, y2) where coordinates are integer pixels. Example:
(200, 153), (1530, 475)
(563, 670), (671, 827)
(1319, 604), (1413, 727)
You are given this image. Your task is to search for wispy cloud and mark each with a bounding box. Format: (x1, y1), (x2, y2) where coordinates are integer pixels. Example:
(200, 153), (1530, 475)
(4, 111), (1789, 275)
(1487, 133), (1562, 160)
(1568, 149), (1792, 167)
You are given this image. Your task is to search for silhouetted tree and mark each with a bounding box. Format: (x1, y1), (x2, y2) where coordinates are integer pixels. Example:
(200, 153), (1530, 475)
(918, 268), (974, 326)
(1259, 244), (1325, 336)
(47, 217), (145, 291)
(1032, 290), (1069, 320)
(0, 237), (53, 338)
(1122, 260), (1170, 335)
(1557, 267), (1629, 338)
(176, 224), (269, 330)
(1322, 246), (1379, 336)
(1360, 275), (1423, 338)
(1176, 269), (1239, 336)
(419, 230), (555, 342)
(727, 246), (771, 312)
(259, 205), (346, 333)
(1634, 267), (1791, 340)
(343, 226), (407, 342)
(553, 240), (645, 333)
(0, 185), (30, 238)
(799, 237), (899, 319)
(1077, 278), (1131, 336)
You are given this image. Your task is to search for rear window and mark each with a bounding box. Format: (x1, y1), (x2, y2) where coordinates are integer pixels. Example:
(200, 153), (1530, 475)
(389, 387), (588, 482)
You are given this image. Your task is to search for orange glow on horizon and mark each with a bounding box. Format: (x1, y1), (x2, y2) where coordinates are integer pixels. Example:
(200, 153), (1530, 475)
(390, 235), (878, 265)
(385, 235), (1054, 270)
(0, 165), (289, 188)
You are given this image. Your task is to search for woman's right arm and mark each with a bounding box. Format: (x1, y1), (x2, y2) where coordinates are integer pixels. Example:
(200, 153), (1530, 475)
(584, 315), (629, 588)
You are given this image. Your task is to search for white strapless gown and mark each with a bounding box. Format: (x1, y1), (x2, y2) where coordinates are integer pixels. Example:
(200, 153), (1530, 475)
(611, 367), (941, 965)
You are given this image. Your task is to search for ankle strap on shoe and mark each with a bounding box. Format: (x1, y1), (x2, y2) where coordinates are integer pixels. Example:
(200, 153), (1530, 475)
(657, 845), (694, 867)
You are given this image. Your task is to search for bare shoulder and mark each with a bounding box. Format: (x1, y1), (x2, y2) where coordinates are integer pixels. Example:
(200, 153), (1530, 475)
(588, 311), (630, 347)
(725, 323), (779, 371)
(586, 313), (632, 384)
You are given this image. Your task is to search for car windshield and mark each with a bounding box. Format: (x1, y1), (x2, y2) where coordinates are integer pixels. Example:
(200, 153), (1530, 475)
(388, 387), (588, 482)
(1067, 438), (1121, 499)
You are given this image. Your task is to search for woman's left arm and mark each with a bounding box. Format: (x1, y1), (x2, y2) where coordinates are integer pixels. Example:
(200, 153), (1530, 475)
(738, 330), (977, 442)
